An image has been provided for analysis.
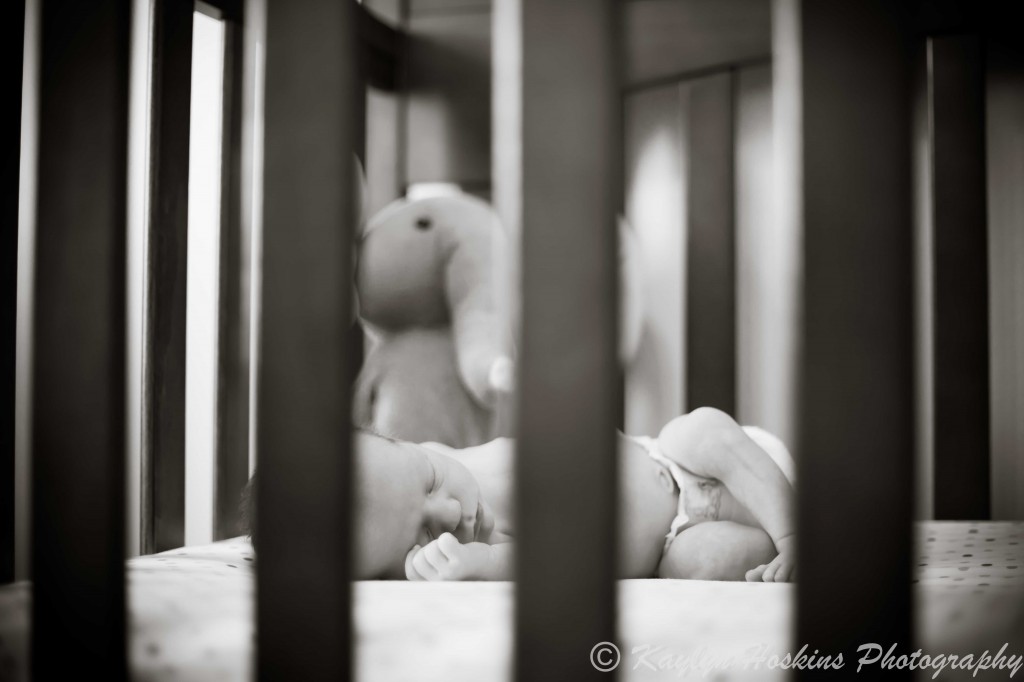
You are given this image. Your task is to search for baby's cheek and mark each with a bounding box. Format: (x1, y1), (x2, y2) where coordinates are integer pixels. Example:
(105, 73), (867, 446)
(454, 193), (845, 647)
(353, 523), (413, 579)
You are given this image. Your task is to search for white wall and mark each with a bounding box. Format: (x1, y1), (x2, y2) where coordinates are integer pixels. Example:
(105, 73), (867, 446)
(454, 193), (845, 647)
(623, 84), (687, 437)
(184, 10), (226, 546)
(736, 64), (797, 448)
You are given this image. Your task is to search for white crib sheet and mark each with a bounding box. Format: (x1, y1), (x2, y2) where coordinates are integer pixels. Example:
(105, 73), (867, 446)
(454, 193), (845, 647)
(0, 522), (1021, 682)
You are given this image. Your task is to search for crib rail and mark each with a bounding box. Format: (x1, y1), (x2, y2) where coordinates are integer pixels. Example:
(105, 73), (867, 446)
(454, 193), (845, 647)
(143, 0), (194, 555)
(214, 11), (251, 542)
(925, 35), (990, 520)
(255, 0), (358, 679)
(31, 0), (131, 677)
(779, 0), (916, 666)
(507, 1), (620, 680)
(1, 0), (26, 586)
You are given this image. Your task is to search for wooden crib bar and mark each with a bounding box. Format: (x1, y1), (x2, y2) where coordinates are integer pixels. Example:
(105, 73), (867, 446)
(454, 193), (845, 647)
(1, 0), (26, 586)
(776, 0), (916, 672)
(255, 0), (358, 679)
(214, 8), (251, 542)
(505, 1), (620, 680)
(926, 35), (990, 520)
(31, 0), (131, 678)
(142, 0), (194, 556)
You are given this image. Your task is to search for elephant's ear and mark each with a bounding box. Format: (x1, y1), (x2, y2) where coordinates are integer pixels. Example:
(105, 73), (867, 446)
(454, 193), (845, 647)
(352, 353), (381, 430)
(442, 198), (515, 408)
(619, 215), (645, 365)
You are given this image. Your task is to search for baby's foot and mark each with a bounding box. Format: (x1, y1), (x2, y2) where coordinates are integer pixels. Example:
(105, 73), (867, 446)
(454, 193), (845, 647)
(745, 564), (769, 582)
(744, 551), (796, 582)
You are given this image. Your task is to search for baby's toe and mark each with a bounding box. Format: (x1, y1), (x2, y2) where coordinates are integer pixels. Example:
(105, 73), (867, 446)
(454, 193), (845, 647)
(746, 565), (767, 582)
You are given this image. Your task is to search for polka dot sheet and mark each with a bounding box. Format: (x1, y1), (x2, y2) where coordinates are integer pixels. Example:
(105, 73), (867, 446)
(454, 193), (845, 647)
(916, 521), (1024, 591)
(915, 522), (1024, 661)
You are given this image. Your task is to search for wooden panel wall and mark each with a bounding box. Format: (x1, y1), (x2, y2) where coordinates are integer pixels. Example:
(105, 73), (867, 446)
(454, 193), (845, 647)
(32, 0), (131, 676)
(257, 0), (357, 678)
(405, 0), (491, 194)
(623, 0), (770, 90)
(685, 72), (735, 414)
(735, 64), (799, 447)
(775, 0), (916, 670)
(498, 1), (620, 680)
(625, 63), (777, 436)
(364, 2), (404, 217)
(622, 0), (777, 437)
(623, 84), (685, 437)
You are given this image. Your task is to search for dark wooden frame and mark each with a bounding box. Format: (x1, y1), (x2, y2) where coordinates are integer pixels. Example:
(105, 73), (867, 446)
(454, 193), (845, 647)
(926, 34), (990, 520)
(32, 0), (131, 677)
(513, 1), (620, 680)
(360, 5), (405, 92)
(1, 0), (26, 586)
(142, 0), (194, 555)
(256, 0), (359, 679)
(784, 0), (916, 672)
(214, 7), (251, 541)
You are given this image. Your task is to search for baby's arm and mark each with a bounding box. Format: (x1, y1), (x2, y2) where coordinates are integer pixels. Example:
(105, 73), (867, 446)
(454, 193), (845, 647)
(406, 533), (514, 581)
(658, 408), (796, 582)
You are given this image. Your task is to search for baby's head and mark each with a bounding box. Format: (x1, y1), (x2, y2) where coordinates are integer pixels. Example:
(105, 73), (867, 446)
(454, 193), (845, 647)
(240, 430), (495, 579)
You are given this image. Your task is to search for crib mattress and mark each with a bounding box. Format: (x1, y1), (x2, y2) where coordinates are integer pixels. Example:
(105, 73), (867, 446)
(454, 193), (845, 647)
(0, 522), (1021, 681)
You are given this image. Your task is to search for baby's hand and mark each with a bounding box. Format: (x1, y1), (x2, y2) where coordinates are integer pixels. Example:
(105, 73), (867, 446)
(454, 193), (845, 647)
(745, 534), (796, 583)
(405, 532), (493, 581)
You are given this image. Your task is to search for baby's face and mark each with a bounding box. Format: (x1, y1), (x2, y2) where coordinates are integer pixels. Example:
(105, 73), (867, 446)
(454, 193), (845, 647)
(354, 432), (495, 579)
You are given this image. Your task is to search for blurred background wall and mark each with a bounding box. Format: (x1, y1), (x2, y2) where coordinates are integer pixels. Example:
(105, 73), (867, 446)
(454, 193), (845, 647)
(360, 0), (1024, 520)
(364, 0), (492, 216)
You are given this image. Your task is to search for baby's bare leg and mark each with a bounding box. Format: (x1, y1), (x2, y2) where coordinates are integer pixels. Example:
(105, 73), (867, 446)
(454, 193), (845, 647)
(657, 521), (775, 581)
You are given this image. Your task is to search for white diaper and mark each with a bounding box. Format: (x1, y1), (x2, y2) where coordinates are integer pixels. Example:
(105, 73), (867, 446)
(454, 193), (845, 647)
(632, 426), (796, 554)
(631, 435), (695, 554)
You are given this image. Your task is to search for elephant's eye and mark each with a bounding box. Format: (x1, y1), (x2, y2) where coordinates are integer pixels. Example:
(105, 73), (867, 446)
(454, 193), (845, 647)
(415, 217), (432, 230)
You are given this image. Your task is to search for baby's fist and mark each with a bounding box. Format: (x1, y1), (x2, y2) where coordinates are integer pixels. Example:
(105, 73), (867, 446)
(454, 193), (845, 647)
(405, 532), (492, 581)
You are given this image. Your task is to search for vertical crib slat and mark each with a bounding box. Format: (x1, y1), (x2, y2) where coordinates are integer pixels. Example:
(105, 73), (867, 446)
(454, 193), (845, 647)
(1, 0), (26, 585)
(774, 0), (916, 671)
(685, 71), (736, 414)
(508, 1), (620, 681)
(214, 15), (250, 541)
(927, 35), (990, 520)
(256, 0), (357, 679)
(142, 0), (193, 555)
(32, 0), (131, 678)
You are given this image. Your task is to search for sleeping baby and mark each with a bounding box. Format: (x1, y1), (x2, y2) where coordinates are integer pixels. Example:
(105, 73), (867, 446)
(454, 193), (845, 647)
(243, 407), (796, 582)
